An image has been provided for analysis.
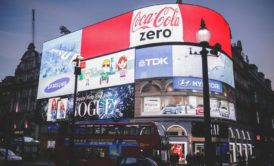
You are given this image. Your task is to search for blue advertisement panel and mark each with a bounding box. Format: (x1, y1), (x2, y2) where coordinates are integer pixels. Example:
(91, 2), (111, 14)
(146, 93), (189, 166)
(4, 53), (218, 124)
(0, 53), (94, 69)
(37, 30), (82, 99)
(173, 77), (223, 93)
(135, 45), (173, 79)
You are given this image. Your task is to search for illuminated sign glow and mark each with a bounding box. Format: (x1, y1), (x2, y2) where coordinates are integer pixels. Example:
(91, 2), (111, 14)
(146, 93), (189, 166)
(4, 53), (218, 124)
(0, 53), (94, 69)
(173, 77), (223, 93)
(136, 45), (173, 79)
(44, 77), (70, 93)
(130, 4), (183, 47)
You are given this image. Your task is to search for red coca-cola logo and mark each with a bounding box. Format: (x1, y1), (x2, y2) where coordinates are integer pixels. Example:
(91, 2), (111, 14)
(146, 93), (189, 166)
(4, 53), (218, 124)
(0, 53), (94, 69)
(131, 6), (180, 32)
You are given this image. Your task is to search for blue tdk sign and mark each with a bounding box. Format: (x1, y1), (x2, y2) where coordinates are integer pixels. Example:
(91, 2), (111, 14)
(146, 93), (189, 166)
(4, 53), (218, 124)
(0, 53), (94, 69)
(173, 77), (223, 93)
(135, 45), (173, 79)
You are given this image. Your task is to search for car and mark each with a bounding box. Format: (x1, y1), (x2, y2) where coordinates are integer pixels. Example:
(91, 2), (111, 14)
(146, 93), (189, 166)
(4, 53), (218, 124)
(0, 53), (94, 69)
(0, 148), (22, 164)
(161, 104), (183, 114)
(219, 106), (230, 118)
(195, 104), (204, 115)
(115, 156), (159, 166)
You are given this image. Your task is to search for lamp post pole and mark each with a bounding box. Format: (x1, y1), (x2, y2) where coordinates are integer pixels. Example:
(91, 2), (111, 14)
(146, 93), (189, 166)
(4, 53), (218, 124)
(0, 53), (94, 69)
(69, 55), (82, 166)
(196, 19), (214, 166)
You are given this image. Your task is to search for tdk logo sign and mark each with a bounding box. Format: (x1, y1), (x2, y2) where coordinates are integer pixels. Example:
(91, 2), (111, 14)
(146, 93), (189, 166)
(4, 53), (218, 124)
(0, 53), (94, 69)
(138, 57), (168, 67)
(44, 77), (70, 93)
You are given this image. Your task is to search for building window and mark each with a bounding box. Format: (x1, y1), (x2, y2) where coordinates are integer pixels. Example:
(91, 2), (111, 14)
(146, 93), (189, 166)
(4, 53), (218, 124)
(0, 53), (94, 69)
(167, 125), (187, 136)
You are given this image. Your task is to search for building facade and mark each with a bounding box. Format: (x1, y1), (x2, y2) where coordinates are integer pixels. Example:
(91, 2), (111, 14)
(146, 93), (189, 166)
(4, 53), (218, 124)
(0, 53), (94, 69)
(0, 3), (274, 165)
(0, 43), (41, 142)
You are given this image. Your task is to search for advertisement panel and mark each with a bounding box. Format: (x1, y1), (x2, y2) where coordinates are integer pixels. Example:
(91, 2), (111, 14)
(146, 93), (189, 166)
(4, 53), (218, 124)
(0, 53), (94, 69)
(37, 30), (82, 99)
(75, 84), (135, 120)
(81, 4), (231, 59)
(56, 98), (68, 120)
(173, 77), (223, 93)
(135, 45), (173, 79)
(172, 45), (234, 87)
(140, 95), (236, 120)
(130, 4), (183, 47)
(38, 84), (134, 122)
(78, 49), (135, 91)
(47, 98), (59, 122)
(143, 97), (161, 113)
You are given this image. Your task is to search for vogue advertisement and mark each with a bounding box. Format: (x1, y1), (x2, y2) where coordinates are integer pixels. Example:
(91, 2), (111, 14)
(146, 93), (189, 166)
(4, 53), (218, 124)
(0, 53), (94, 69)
(75, 84), (135, 120)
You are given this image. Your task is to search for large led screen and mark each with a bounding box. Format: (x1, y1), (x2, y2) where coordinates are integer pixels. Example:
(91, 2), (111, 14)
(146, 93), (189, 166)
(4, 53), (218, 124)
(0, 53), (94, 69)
(135, 45), (173, 79)
(37, 30), (82, 99)
(75, 84), (135, 120)
(172, 45), (234, 87)
(139, 95), (236, 120)
(81, 4), (232, 59)
(135, 45), (234, 87)
(37, 84), (134, 122)
(78, 49), (135, 91)
(40, 97), (72, 122)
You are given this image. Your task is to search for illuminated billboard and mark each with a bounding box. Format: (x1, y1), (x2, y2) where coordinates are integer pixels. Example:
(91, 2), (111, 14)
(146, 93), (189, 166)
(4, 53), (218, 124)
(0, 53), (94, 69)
(173, 77), (223, 93)
(81, 4), (231, 59)
(130, 4), (183, 47)
(78, 49), (135, 91)
(75, 84), (135, 120)
(139, 95), (235, 120)
(135, 45), (173, 79)
(46, 97), (70, 122)
(135, 79), (236, 121)
(38, 84), (134, 122)
(37, 30), (82, 99)
(172, 45), (234, 87)
(135, 45), (234, 87)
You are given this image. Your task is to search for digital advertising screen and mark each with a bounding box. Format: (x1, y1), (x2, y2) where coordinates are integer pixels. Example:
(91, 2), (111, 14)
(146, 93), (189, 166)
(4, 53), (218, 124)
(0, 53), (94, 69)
(172, 45), (234, 87)
(75, 84), (135, 120)
(130, 4), (183, 48)
(47, 98), (59, 122)
(173, 77), (223, 93)
(78, 49), (135, 91)
(37, 30), (82, 99)
(81, 4), (232, 59)
(135, 45), (234, 88)
(56, 98), (68, 120)
(140, 95), (235, 120)
(135, 45), (173, 79)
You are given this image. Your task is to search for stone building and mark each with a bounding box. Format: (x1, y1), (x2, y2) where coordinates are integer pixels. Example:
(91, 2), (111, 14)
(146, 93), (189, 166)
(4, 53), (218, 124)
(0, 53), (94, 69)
(0, 43), (41, 141)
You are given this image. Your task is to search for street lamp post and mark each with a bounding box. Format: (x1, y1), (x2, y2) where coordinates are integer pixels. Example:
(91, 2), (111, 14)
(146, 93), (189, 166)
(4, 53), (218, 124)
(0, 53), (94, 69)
(69, 55), (83, 166)
(196, 19), (214, 166)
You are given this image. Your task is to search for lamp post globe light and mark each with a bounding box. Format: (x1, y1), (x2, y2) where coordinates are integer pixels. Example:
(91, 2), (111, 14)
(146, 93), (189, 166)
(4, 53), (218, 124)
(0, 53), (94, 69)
(196, 19), (214, 166)
(69, 54), (83, 166)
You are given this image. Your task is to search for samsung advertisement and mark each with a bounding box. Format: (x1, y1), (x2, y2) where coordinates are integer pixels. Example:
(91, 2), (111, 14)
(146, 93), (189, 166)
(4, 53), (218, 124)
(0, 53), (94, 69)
(37, 30), (82, 99)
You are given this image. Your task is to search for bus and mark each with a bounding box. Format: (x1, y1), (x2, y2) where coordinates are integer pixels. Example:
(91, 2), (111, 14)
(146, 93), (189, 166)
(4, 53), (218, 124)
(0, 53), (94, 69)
(58, 121), (169, 166)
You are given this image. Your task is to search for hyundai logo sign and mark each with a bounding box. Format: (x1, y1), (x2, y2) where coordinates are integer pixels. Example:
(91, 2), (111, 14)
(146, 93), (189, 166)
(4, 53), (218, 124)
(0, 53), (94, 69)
(44, 77), (70, 93)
